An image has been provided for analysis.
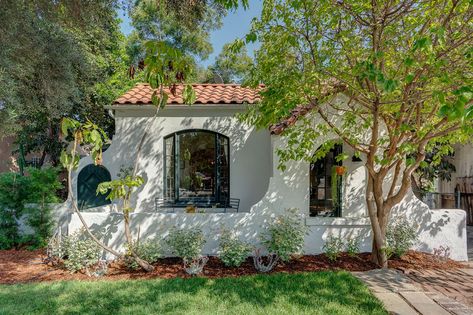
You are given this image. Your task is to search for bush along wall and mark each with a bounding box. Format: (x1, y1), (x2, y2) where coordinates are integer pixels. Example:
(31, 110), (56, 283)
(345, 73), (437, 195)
(0, 167), (62, 249)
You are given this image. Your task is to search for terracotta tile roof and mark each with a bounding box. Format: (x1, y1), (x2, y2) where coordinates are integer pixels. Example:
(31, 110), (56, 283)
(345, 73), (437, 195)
(269, 84), (347, 135)
(114, 83), (262, 105)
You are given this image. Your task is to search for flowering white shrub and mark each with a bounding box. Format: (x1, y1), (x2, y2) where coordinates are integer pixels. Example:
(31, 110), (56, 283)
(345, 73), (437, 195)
(260, 208), (308, 262)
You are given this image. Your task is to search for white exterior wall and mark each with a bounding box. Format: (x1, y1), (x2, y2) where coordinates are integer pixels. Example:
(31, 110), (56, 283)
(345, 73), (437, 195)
(61, 97), (467, 261)
(440, 143), (473, 194)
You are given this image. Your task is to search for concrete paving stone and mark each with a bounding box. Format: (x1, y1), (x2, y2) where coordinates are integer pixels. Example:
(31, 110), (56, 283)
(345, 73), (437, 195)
(373, 292), (419, 315)
(400, 292), (451, 315)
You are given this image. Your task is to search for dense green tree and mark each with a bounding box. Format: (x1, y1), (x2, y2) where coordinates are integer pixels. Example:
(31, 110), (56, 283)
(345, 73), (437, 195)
(242, 0), (472, 267)
(0, 0), (134, 166)
(203, 43), (253, 83)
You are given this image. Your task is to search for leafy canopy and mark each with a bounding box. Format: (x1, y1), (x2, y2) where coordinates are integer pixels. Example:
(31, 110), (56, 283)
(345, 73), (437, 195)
(243, 0), (472, 172)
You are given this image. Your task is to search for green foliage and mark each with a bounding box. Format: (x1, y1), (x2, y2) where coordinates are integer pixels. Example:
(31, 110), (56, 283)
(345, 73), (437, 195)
(128, 0), (225, 62)
(218, 228), (252, 267)
(61, 230), (102, 273)
(97, 166), (144, 214)
(243, 0), (472, 172)
(125, 239), (162, 270)
(0, 0), (128, 164)
(0, 168), (61, 249)
(165, 227), (206, 261)
(323, 236), (344, 262)
(61, 118), (109, 168)
(260, 208), (308, 262)
(346, 237), (361, 258)
(386, 219), (418, 259)
(0, 173), (31, 249)
(21, 168), (63, 249)
(204, 43), (253, 83)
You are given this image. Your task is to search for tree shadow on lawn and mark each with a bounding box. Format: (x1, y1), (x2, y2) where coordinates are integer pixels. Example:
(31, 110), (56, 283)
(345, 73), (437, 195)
(0, 271), (386, 315)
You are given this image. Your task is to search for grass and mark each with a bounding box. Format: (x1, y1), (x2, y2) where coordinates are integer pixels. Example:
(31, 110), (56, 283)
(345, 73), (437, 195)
(0, 271), (387, 315)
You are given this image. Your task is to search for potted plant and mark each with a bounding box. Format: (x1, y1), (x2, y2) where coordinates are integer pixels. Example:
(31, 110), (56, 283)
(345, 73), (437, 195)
(185, 203), (196, 213)
(335, 165), (347, 176)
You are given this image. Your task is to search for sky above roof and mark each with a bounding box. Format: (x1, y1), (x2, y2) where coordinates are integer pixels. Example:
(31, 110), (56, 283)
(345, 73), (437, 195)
(118, 1), (262, 68)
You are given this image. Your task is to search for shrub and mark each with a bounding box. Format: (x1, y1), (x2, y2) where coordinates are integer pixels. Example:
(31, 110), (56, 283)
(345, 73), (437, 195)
(323, 236), (344, 262)
(0, 168), (61, 249)
(22, 167), (62, 249)
(260, 208), (308, 262)
(0, 172), (31, 249)
(165, 227), (206, 261)
(218, 228), (252, 267)
(125, 239), (162, 270)
(346, 236), (361, 257)
(61, 229), (102, 273)
(386, 218), (418, 258)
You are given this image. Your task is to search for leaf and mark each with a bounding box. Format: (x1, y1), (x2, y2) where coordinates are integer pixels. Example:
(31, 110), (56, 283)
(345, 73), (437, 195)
(182, 85), (196, 105)
(160, 92), (169, 109)
(151, 91), (159, 106)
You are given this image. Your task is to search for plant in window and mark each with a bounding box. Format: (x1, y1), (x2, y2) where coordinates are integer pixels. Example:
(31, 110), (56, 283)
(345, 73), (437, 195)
(260, 208), (308, 262)
(219, 227), (252, 267)
(323, 236), (344, 262)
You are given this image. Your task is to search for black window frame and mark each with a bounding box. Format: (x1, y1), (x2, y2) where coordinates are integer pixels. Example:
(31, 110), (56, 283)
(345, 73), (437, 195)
(163, 129), (230, 207)
(309, 144), (343, 217)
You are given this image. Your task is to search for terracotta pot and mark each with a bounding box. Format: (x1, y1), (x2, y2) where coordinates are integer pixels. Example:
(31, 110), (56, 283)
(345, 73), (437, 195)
(335, 166), (346, 176)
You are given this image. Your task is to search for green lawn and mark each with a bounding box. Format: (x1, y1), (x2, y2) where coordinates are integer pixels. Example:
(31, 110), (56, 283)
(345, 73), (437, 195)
(0, 271), (386, 315)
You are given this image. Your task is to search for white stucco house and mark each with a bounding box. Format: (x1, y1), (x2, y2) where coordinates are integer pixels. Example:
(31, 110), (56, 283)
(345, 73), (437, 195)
(58, 83), (468, 261)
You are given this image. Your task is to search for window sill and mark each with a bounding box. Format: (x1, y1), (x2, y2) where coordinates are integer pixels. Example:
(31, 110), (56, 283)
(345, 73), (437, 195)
(305, 217), (370, 226)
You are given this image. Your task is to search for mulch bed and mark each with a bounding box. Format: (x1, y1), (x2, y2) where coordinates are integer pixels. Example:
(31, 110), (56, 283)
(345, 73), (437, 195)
(0, 249), (466, 284)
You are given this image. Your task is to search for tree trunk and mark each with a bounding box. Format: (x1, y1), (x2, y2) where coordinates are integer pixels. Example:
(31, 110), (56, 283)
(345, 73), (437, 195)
(366, 174), (389, 268)
(123, 211), (154, 272)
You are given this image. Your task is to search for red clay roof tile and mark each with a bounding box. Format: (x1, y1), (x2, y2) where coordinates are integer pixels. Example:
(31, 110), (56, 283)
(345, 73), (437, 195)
(114, 83), (262, 105)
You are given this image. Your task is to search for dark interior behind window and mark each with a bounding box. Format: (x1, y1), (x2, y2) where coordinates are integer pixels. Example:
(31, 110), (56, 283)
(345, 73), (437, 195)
(309, 144), (343, 217)
(164, 130), (229, 206)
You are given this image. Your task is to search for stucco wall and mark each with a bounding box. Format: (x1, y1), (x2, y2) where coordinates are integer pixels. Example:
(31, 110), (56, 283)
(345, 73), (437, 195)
(61, 97), (467, 261)
(71, 105), (272, 213)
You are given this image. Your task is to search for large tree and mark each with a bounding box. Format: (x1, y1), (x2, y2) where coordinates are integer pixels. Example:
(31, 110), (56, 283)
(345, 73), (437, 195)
(202, 43), (253, 83)
(0, 0), (133, 166)
(243, 0), (472, 267)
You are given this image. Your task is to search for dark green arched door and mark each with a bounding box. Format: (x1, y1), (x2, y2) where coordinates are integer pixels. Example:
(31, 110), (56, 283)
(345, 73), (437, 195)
(77, 164), (111, 210)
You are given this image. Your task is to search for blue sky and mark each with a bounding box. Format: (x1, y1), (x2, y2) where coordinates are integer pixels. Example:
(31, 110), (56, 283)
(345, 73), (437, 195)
(117, 1), (262, 67)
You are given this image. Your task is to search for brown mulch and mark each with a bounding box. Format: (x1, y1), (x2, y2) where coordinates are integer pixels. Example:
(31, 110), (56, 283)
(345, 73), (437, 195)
(388, 250), (466, 271)
(0, 249), (466, 284)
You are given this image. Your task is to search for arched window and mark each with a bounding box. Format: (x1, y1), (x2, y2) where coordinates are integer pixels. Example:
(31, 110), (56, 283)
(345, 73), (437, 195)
(310, 144), (343, 217)
(77, 164), (111, 210)
(164, 130), (230, 206)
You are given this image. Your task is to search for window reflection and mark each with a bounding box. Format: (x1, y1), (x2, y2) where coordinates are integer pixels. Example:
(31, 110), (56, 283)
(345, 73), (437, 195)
(309, 144), (343, 217)
(164, 130), (229, 206)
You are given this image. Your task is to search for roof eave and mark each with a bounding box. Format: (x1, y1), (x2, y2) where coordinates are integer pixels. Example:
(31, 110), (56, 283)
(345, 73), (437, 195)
(105, 103), (250, 110)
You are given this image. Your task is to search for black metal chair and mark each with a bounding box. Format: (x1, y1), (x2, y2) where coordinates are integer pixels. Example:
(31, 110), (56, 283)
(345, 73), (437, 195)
(155, 198), (175, 213)
(225, 198), (240, 213)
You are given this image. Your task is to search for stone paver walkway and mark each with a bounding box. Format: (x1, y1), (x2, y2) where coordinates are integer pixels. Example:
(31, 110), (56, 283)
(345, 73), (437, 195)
(406, 268), (473, 311)
(353, 269), (473, 315)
